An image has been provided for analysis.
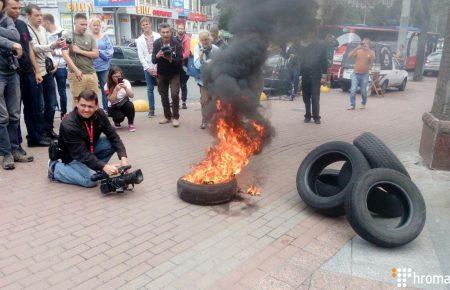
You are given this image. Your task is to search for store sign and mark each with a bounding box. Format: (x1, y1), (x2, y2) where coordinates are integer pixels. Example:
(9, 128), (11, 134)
(171, 0), (184, 14)
(136, 6), (178, 19)
(153, 9), (172, 18)
(94, 0), (135, 7)
(66, 1), (94, 12)
(182, 0), (190, 16)
(188, 12), (207, 22)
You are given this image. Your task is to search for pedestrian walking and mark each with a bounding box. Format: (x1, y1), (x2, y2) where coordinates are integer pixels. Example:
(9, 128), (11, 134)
(104, 66), (136, 132)
(136, 17), (160, 118)
(299, 33), (328, 124)
(152, 23), (183, 128)
(90, 17), (113, 112)
(347, 38), (375, 110)
(193, 30), (220, 129)
(281, 40), (301, 100)
(177, 23), (190, 110)
(210, 26), (227, 50)
(43, 13), (68, 118)
(62, 13), (100, 105)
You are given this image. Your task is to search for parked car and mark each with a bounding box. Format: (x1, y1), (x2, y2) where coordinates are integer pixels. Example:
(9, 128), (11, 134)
(339, 42), (408, 94)
(110, 46), (145, 83)
(423, 51), (442, 76)
(262, 53), (291, 95)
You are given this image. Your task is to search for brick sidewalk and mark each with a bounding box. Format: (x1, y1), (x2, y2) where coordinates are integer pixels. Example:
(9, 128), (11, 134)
(0, 77), (438, 289)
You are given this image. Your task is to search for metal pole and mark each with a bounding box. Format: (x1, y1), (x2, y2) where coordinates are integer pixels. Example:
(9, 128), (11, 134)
(397, 0), (411, 53)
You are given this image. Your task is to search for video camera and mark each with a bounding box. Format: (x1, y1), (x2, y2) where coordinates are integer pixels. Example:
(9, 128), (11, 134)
(161, 45), (174, 58)
(90, 165), (144, 194)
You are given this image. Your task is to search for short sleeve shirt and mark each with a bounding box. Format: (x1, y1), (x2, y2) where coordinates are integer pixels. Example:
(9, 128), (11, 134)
(68, 32), (97, 74)
(104, 79), (132, 107)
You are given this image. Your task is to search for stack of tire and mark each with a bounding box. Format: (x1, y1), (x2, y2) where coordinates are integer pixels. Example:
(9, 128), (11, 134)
(296, 132), (426, 248)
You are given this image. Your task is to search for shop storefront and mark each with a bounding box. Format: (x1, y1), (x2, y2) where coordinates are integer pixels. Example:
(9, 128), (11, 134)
(130, 5), (179, 39)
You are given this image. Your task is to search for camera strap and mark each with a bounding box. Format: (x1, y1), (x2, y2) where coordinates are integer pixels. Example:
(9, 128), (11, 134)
(84, 121), (94, 153)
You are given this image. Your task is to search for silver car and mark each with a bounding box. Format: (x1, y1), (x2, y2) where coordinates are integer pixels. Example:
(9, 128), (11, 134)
(424, 51), (442, 76)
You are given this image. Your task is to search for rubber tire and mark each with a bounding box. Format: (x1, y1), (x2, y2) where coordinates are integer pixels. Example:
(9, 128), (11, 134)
(296, 141), (370, 217)
(315, 169), (342, 197)
(398, 78), (407, 91)
(381, 80), (388, 94)
(345, 168), (426, 248)
(177, 178), (237, 205)
(338, 162), (403, 218)
(353, 132), (409, 178)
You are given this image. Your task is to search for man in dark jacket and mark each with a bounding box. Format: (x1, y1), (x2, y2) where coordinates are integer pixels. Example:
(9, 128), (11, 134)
(48, 90), (128, 188)
(299, 33), (328, 124)
(152, 23), (183, 127)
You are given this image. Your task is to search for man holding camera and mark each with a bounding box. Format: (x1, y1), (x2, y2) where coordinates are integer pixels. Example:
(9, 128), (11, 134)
(62, 13), (100, 106)
(48, 90), (128, 188)
(0, 2), (25, 169)
(152, 23), (183, 127)
(26, 4), (61, 140)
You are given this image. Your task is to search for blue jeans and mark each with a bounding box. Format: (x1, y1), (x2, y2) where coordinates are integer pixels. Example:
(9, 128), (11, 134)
(180, 69), (189, 103)
(349, 73), (369, 107)
(289, 69), (300, 96)
(52, 136), (114, 188)
(96, 70), (108, 110)
(40, 73), (58, 134)
(20, 72), (45, 143)
(55, 68), (68, 115)
(144, 70), (155, 110)
(0, 73), (20, 156)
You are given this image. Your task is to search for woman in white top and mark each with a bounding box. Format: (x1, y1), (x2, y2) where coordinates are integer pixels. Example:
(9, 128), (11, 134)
(104, 66), (136, 132)
(194, 30), (220, 129)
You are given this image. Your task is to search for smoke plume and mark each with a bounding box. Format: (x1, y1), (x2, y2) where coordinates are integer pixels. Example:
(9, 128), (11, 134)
(202, 0), (319, 146)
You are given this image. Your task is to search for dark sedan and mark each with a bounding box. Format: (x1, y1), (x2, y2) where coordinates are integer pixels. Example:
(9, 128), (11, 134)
(110, 46), (145, 83)
(262, 54), (291, 96)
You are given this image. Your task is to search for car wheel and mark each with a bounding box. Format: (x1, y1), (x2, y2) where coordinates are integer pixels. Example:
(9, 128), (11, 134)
(398, 78), (407, 91)
(296, 141), (370, 217)
(381, 80), (388, 94)
(345, 168), (426, 248)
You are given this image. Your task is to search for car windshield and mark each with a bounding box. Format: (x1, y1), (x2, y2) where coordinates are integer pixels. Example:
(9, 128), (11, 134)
(428, 53), (442, 61)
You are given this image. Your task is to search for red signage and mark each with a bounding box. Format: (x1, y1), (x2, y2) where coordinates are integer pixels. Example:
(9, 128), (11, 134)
(188, 12), (207, 22)
(153, 9), (172, 18)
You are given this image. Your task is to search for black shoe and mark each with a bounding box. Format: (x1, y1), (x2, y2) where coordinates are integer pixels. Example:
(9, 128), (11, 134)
(182, 102), (187, 109)
(148, 109), (155, 118)
(12, 149), (33, 162)
(17, 145), (27, 156)
(47, 130), (59, 140)
(28, 139), (51, 147)
(314, 119), (321, 124)
(304, 118), (311, 123)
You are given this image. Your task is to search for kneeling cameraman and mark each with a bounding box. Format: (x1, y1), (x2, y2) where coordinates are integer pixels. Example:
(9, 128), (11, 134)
(48, 90), (128, 188)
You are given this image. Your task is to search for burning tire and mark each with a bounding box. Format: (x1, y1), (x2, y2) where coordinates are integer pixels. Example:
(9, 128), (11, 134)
(345, 169), (426, 248)
(353, 132), (409, 177)
(177, 178), (238, 205)
(296, 141), (370, 217)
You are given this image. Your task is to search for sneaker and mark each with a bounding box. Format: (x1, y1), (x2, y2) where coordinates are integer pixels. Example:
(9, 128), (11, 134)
(200, 122), (207, 129)
(2, 154), (15, 170)
(159, 118), (171, 124)
(347, 106), (355, 110)
(12, 149), (33, 162)
(17, 145), (27, 156)
(360, 104), (366, 109)
(182, 102), (187, 109)
(47, 160), (57, 182)
(148, 109), (155, 118)
(114, 122), (122, 128)
(172, 119), (180, 127)
(128, 124), (136, 132)
(314, 119), (322, 124)
(304, 118), (311, 123)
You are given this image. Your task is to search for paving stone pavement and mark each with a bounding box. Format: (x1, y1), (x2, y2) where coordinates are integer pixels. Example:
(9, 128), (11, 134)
(0, 77), (446, 289)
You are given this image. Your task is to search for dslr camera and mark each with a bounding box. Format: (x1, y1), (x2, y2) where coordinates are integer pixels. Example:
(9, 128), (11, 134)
(161, 45), (174, 58)
(91, 165), (144, 194)
(0, 48), (19, 71)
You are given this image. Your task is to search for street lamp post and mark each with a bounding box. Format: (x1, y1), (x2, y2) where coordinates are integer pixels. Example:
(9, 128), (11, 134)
(419, 5), (450, 171)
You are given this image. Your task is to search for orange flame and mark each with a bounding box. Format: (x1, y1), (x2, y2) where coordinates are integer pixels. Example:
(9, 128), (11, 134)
(183, 100), (265, 185)
(246, 185), (261, 196)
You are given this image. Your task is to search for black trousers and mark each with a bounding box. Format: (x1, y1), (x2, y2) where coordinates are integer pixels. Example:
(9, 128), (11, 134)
(157, 74), (180, 120)
(301, 78), (321, 121)
(180, 69), (189, 103)
(108, 100), (135, 124)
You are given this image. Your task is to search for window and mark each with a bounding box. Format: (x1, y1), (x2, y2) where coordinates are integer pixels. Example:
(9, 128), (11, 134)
(123, 48), (138, 59)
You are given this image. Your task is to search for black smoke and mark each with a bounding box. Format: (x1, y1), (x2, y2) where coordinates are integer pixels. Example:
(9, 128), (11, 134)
(202, 0), (319, 147)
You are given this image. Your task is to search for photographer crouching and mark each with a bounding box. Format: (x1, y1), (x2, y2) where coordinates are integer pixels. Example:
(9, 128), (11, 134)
(48, 89), (129, 188)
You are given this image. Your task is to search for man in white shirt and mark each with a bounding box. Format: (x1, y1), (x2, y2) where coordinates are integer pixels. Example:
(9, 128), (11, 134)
(26, 4), (63, 140)
(42, 13), (68, 118)
(135, 17), (160, 118)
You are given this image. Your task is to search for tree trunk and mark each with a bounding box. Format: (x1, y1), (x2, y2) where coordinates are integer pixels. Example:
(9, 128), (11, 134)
(413, 0), (430, 81)
(431, 5), (450, 121)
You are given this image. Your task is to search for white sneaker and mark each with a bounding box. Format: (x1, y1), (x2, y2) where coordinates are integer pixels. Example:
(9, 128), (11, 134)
(172, 119), (180, 127)
(159, 118), (170, 124)
(360, 104), (366, 109)
(347, 106), (355, 110)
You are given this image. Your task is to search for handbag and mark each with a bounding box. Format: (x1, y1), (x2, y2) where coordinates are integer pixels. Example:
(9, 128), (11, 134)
(28, 25), (55, 74)
(111, 97), (129, 109)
